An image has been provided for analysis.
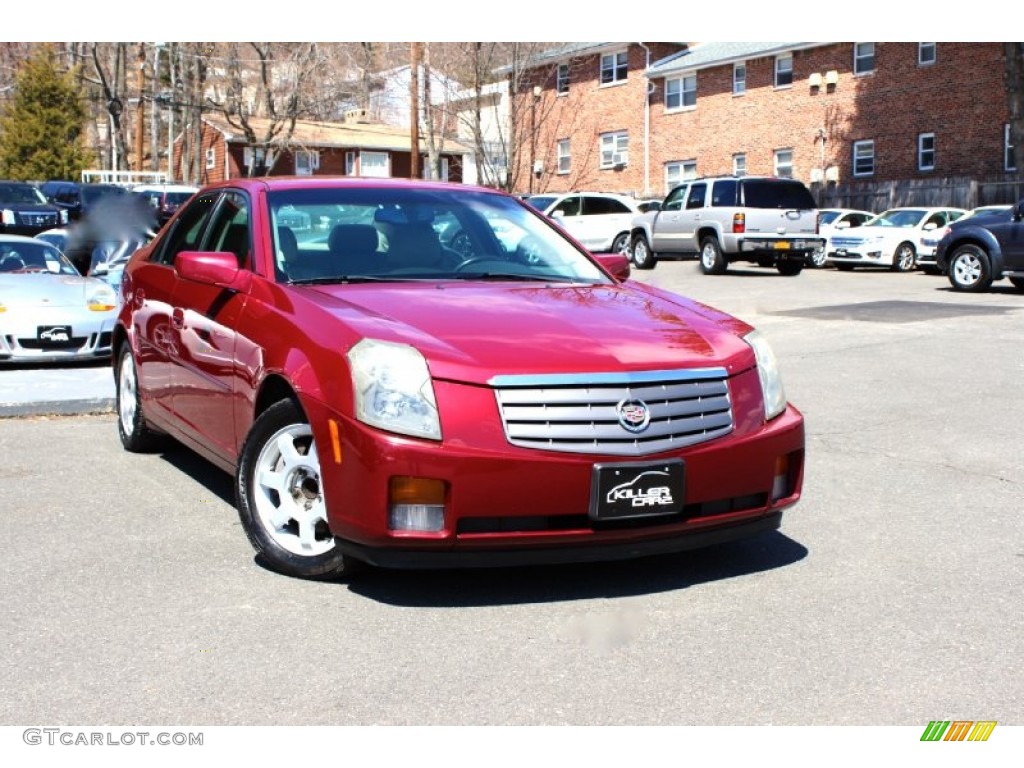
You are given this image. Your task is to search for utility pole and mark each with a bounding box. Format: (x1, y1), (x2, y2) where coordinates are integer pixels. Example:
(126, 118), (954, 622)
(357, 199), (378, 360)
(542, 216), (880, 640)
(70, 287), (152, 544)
(410, 42), (421, 179)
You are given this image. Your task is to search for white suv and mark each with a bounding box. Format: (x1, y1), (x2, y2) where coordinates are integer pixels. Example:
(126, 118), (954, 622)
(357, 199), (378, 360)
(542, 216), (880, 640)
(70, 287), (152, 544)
(525, 192), (642, 255)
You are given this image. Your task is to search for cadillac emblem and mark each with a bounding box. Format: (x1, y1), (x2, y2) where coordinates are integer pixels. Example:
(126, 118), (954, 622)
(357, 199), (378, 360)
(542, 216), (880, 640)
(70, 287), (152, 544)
(616, 398), (650, 433)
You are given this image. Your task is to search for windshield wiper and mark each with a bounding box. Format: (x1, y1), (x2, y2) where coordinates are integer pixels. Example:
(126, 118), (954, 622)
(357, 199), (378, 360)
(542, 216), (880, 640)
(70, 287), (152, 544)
(449, 271), (584, 283)
(289, 275), (416, 285)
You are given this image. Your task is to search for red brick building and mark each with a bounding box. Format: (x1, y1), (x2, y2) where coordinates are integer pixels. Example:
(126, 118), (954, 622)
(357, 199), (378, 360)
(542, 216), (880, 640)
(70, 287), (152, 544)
(517, 42), (1016, 204)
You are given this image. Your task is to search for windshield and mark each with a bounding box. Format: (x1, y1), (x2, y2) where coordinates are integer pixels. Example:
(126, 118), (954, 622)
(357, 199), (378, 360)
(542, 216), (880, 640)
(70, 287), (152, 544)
(0, 183), (47, 204)
(267, 186), (609, 285)
(867, 209), (927, 228)
(524, 195), (557, 211)
(818, 210), (843, 225)
(0, 240), (78, 275)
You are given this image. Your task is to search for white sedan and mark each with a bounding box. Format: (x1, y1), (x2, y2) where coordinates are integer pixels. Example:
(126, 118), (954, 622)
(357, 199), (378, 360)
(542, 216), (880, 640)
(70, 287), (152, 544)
(827, 207), (967, 272)
(810, 208), (875, 267)
(0, 235), (117, 363)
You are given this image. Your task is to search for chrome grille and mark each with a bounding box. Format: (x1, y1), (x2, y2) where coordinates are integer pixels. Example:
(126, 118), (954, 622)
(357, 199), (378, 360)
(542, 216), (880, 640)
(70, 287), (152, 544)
(492, 368), (733, 456)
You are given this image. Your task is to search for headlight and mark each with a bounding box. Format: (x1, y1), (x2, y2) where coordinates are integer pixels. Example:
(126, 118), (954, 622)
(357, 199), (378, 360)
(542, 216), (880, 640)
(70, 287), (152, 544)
(347, 338), (441, 440)
(59, 210), (69, 224)
(744, 330), (787, 421)
(86, 285), (117, 312)
(1, 209), (14, 226)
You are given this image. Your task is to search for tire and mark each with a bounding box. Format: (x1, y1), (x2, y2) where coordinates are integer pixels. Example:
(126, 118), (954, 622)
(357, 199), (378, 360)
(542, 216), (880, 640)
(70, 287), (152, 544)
(947, 244), (993, 293)
(116, 345), (163, 453)
(630, 233), (656, 270)
(699, 236), (727, 275)
(835, 263), (855, 272)
(236, 399), (358, 581)
(611, 232), (630, 256)
(808, 247), (828, 268)
(1009, 277), (1024, 291)
(892, 242), (916, 272)
(776, 259), (804, 276)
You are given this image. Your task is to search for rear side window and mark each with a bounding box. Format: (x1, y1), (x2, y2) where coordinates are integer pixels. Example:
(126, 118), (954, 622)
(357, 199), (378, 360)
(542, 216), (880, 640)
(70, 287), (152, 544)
(584, 196), (632, 215)
(741, 180), (817, 209)
(710, 179), (738, 207)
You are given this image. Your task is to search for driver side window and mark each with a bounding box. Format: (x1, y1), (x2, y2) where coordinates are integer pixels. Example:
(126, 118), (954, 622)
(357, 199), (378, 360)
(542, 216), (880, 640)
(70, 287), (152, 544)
(151, 192), (220, 267)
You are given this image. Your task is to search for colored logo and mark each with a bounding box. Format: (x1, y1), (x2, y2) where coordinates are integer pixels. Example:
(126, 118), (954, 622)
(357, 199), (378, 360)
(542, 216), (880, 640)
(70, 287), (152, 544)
(617, 399), (650, 433)
(920, 721), (996, 742)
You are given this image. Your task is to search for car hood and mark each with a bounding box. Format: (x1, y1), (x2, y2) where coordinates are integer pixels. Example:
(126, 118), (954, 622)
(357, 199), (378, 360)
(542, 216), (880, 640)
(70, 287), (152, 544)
(304, 281), (756, 385)
(1, 202), (61, 213)
(837, 224), (915, 240)
(0, 273), (102, 308)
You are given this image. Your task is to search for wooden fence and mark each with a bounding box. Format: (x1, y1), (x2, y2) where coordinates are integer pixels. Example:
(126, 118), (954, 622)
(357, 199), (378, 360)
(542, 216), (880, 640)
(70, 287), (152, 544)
(810, 177), (1024, 213)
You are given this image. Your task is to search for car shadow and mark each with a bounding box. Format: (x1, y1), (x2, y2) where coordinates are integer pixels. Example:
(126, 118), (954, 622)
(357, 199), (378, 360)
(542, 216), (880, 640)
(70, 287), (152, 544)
(338, 531), (808, 606)
(157, 441), (235, 505)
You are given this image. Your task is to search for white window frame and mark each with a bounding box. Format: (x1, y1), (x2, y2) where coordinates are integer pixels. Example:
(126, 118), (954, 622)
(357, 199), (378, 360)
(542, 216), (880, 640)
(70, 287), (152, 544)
(1005, 124), (1016, 172)
(600, 51), (628, 86)
(665, 74), (696, 111)
(853, 140), (875, 177)
(919, 43), (936, 66)
(664, 160), (696, 193)
(600, 131), (629, 169)
(733, 153), (747, 177)
(774, 54), (793, 88)
(556, 63), (569, 95)
(295, 150), (320, 176)
(205, 147), (216, 170)
(918, 133), (935, 171)
(733, 63), (746, 96)
(557, 139), (571, 174)
(854, 43), (876, 75)
(359, 150), (389, 178)
(774, 149), (794, 178)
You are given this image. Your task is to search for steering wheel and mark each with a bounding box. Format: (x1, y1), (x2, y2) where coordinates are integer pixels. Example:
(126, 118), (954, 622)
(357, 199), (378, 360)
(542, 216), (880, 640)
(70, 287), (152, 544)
(453, 257), (495, 272)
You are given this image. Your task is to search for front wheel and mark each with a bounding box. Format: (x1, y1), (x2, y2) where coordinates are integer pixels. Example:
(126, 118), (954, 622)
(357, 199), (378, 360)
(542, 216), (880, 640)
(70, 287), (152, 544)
(699, 237), (727, 275)
(809, 247), (828, 268)
(630, 233), (656, 270)
(236, 399), (358, 581)
(611, 232), (630, 256)
(892, 242), (916, 272)
(947, 244), (992, 292)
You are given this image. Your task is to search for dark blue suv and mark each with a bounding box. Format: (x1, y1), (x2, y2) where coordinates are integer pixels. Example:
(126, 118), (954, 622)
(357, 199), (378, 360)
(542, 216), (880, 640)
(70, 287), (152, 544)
(0, 181), (68, 235)
(935, 200), (1024, 292)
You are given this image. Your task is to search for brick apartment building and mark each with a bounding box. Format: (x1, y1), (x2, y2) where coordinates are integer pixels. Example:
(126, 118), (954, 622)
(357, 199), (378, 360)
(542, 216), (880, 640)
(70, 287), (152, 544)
(515, 42), (1017, 206)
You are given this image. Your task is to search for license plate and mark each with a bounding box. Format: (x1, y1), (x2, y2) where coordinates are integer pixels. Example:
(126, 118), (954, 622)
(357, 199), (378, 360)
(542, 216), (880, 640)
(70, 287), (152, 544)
(590, 460), (685, 520)
(773, 241), (791, 250)
(37, 325), (72, 345)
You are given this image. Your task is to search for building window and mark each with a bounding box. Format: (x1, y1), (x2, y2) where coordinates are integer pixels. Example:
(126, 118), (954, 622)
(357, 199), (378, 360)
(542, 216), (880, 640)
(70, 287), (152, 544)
(853, 140), (875, 176)
(665, 74), (696, 110)
(1006, 124), (1017, 171)
(600, 131), (629, 168)
(733, 153), (747, 177)
(295, 150), (320, 176)
(919, 43), (936, 66)
(205, 147), (216, 170)
(665, 160), (697, 193)
(556, 63), (569, 95)
(243, 147), (265, 172)
(360, 151), (389, 178)
(733, 63), (746, 95)
(918, 133), (935, 171)
(345, 151), (356, 175)
(854, 43), (876, 75)
(774, 54), (793, 87)
(774, 149), (794, 178)
(600, 51), (628, 85)
(557, 139), (571, 174)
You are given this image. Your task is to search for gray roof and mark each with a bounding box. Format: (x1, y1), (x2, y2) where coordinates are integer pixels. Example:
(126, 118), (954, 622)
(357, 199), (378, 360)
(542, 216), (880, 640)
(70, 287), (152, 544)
(648, 42), (829, 76)
(495, 43), (687, 74)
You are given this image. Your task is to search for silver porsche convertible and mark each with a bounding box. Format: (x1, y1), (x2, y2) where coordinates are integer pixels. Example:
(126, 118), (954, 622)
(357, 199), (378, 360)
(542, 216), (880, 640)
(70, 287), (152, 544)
(0, 235), (117, 363)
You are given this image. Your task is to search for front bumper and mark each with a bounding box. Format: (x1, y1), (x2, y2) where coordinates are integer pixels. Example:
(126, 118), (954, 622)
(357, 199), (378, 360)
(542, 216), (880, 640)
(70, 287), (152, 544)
(303, 376), (805, 568)
(0, 313), (115, 363)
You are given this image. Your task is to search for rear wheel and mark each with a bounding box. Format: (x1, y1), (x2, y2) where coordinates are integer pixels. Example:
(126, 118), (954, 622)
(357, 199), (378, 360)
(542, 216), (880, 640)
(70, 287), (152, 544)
(236, 399), (359, 581)
(699, 237), (727, 275)
(892, 242), (916, 272)
(947, 244), (992, 292)
(116, 345), (163, 453)
(630, 233), (656, 270)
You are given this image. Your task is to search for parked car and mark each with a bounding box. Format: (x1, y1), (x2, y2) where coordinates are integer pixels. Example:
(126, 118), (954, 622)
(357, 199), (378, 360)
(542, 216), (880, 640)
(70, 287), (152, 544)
(525, 191), (642, 255)
(827, 207), (967, 272)
(0, 181), (68, 236)
(130, 184), (199, 227)
(934, 200), (1024, 292)
(0, 234), (117, 363)
(113, 178), (805, 580)
(629, 175), (823, 275)
(917, 205), (1013, 273)
(39, 181), (128, 221)
(809, 208), (875, 267)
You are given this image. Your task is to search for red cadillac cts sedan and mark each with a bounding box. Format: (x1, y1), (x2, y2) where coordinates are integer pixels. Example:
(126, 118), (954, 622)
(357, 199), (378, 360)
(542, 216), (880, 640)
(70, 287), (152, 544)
(113, 177), (804, 580)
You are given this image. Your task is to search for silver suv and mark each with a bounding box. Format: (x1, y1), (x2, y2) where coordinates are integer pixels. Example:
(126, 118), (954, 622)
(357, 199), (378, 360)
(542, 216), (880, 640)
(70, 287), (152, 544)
(629, 176), (823, 275)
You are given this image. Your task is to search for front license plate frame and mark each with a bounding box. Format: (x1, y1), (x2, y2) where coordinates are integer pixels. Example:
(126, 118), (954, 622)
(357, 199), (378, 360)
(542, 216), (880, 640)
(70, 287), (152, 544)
(589, 459), (685, 521)
(36, 325), (73, 345)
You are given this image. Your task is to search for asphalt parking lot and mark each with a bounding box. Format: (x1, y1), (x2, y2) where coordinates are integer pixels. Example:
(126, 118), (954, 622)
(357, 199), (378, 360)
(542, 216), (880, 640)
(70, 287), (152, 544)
(1, 261), (1021, 729)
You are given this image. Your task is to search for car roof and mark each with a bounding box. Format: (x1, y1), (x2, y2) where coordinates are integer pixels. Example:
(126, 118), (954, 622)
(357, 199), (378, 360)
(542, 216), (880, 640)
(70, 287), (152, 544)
(1, 233), (53, 244)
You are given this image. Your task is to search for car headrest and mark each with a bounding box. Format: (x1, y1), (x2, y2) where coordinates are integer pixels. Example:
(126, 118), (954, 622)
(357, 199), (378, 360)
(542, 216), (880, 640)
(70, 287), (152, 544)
(329, 224), (379, 255)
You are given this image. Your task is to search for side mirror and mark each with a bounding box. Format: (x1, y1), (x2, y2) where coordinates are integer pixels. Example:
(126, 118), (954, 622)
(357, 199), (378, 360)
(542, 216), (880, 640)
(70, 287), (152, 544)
(175, 250), (252, 292)
(550, 210), (565, 220)
(592, 252), (631, 281)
